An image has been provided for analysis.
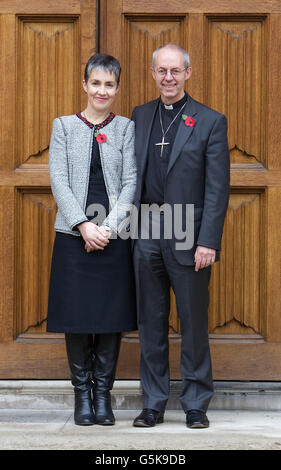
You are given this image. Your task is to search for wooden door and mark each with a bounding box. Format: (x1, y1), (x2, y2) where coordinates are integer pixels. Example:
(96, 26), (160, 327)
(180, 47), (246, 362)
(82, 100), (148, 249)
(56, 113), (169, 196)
(100, 0), (281, 379)
(0, 0), (99, 378)
(1, 0), (280, 381)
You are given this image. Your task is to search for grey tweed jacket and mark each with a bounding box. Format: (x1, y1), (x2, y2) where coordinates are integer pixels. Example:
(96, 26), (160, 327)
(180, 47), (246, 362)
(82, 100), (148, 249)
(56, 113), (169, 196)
(49, 114), (137, 236)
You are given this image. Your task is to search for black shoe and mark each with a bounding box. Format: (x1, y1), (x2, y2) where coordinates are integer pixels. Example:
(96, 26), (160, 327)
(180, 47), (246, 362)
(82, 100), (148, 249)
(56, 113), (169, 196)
(74, 389), (96, 426)
(186, 409), (209, 428)
(93, 391), (115, 426)
(133, 408), (164, 427)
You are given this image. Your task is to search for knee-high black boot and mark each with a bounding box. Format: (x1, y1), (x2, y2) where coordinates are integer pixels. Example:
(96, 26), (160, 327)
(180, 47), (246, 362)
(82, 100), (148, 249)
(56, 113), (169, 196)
(65, 333), (95, 426)
(92, 333), (121, 425)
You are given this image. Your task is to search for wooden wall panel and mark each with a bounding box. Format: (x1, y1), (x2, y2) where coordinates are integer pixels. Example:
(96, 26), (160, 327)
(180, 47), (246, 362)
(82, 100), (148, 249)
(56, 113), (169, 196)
(169, 191), (265, 338)
(209, 191), (264, 336)
(0, 0), (97, 377)
(17, 17), (80, 166)
(0, 0), (280, 380)
(0, 187), (15, 342)
(123, 16), (188, 115)
(266, 187), (281, 342)
(123, 0), (281, 14)
(16, 189), (56, 338)
(205, 16), (268, 166)
(0, 14), (16, 169)
(100, 0), (281, 379)
(267, 14), (281, 170)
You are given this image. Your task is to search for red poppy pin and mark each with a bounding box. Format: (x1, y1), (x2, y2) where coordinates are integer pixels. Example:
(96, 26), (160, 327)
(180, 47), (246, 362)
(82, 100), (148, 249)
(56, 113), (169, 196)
(95, 133), (107, 143)
(182, 114), (195, 127)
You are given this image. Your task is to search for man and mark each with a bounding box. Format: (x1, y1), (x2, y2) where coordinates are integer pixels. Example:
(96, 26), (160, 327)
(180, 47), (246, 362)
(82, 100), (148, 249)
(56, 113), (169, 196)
(131, 43), (230, 428)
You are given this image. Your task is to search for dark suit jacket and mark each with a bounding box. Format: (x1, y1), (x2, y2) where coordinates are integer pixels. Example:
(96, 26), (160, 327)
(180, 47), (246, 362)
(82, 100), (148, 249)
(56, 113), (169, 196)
(131, 94), (230, 266)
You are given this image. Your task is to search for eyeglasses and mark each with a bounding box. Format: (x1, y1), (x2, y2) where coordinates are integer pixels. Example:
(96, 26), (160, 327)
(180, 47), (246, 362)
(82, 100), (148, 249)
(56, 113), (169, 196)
(154, 68), (187, 77)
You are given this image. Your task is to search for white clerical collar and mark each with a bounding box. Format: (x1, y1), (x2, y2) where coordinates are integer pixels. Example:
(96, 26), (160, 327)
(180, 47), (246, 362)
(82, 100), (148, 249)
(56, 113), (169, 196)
(164, 103), (174, 110)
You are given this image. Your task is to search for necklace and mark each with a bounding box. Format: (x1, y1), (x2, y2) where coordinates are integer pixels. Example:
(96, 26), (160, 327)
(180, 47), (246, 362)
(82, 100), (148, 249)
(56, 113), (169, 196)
(155, 100), (187, 157)
(83, 109), (109, 125)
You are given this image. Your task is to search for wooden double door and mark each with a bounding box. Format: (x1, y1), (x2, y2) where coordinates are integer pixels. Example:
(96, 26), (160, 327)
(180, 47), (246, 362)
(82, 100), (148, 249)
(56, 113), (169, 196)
(0, 0), (280, 380)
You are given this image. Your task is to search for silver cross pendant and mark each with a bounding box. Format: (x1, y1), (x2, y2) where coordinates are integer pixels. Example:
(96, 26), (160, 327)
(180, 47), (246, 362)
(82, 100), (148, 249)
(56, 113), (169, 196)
(155, 136), (170, 157)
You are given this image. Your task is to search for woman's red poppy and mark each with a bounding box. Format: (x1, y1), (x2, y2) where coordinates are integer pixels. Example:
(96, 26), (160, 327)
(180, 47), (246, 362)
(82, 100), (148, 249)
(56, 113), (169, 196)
(96, 133), (107, 143)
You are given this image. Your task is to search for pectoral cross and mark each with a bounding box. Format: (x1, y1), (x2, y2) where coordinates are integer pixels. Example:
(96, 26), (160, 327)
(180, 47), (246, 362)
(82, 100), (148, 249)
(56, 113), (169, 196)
(155, 136), (170, 157)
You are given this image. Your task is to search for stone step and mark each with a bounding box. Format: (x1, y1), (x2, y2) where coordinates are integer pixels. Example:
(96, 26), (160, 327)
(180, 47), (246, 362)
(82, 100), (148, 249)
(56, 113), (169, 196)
(1, 380), (281, 411)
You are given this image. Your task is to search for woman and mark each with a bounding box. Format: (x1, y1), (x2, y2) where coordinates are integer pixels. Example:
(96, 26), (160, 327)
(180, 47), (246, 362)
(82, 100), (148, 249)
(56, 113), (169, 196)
(47, 53), (137, 426)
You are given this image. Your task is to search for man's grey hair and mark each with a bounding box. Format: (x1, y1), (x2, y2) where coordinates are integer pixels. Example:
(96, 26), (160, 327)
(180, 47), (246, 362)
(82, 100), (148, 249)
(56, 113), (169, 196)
(152, 43), (190, 69)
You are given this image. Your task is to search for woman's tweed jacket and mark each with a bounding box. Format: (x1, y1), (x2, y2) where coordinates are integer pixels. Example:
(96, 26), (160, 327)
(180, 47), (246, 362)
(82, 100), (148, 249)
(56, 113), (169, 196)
(49, 114), (137, 236)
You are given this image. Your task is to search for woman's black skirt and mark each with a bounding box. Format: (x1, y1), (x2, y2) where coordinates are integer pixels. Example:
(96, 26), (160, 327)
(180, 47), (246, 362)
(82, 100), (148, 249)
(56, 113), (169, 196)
(47, 232), (137, 334)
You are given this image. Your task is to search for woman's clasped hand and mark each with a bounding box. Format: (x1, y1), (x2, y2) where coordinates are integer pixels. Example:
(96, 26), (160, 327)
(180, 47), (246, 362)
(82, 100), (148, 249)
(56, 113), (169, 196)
(77, 221), (111, 252)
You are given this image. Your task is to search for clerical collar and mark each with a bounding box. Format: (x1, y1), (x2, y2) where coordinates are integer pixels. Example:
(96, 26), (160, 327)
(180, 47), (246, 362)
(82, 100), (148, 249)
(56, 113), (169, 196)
(161, 92), (188, 111)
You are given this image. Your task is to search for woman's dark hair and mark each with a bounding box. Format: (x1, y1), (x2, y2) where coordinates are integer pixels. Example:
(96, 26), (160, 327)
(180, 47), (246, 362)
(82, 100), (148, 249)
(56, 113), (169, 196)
(84, 53), (121, 86)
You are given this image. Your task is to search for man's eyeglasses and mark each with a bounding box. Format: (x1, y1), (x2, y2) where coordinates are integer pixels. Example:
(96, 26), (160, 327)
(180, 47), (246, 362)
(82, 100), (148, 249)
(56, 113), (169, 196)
(154, 68), (187, 77)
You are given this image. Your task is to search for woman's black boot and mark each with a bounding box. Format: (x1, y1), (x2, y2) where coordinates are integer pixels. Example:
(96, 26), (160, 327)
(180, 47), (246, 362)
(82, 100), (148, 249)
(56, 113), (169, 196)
(65, 333), (96, 426)
(92, 333), (121, 425)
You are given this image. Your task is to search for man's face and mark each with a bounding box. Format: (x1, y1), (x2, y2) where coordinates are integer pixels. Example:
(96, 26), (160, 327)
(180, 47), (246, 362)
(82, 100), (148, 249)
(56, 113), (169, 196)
(152, 47), (192, 104)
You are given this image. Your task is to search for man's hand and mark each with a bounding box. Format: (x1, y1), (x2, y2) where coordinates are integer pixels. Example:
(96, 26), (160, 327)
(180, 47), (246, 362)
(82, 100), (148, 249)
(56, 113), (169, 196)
(77, 222), (110, 252)
(194, 246), (216, 272)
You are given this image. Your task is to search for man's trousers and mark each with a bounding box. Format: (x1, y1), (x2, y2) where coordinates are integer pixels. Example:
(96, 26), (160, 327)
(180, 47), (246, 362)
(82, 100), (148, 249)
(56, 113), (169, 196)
(133, 216), (214, 413)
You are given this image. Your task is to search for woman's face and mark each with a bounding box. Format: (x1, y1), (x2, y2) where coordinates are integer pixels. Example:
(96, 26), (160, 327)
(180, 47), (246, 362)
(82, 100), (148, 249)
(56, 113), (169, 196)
(83, 68), (119, 114)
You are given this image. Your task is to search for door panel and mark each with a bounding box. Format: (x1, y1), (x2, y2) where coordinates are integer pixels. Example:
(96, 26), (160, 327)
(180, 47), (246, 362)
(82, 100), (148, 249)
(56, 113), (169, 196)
(0, 0), (97, 378)
(0, 0), (280, 380)
(100, 0), (281, 379)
